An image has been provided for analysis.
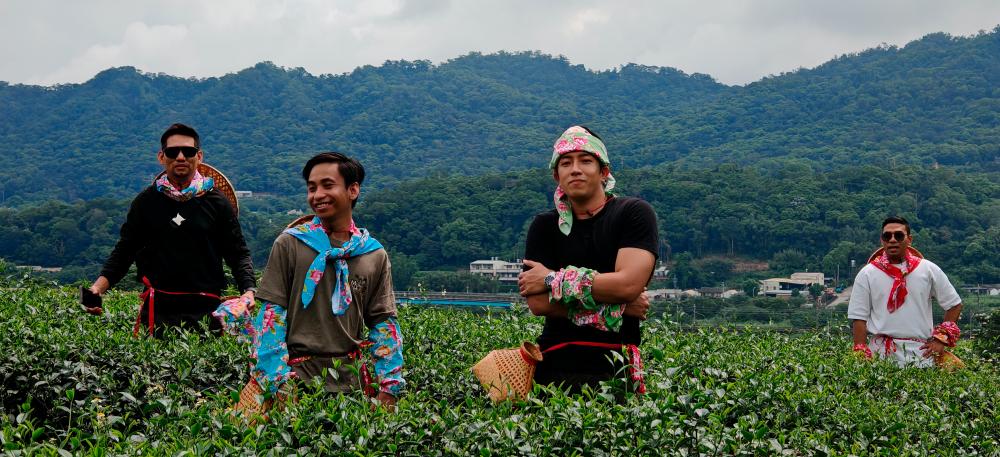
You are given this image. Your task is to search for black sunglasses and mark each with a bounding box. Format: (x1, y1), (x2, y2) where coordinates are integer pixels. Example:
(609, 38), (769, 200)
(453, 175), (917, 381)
(163, 146), (199, 159)
(881, 231), (907, 242)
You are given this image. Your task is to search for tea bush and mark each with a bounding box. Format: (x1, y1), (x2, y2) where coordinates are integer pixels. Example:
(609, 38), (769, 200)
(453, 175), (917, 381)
(975, 308), (1000, 361)
(1, 283), (997, 455)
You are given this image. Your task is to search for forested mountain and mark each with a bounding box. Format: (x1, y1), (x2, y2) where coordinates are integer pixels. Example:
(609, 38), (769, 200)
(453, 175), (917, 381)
(3, 163), (998, 287)
(2, 28), (998, 287)
(1, 28), (998, 206)
(0, 53), (726, 205)
(664, 30), (1000, 169)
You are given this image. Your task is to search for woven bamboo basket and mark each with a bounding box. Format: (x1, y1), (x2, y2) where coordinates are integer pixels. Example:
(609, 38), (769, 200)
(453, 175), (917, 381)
(471, 341), (543, 403)
(229, 378), (294, 426)
(935, 351), (966, 372)
(286, 214), (315, 228)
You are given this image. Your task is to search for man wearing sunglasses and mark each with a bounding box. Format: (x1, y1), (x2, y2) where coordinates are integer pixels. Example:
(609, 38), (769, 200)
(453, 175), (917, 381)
(86, 123), (256, 337)
(847, 216), (963, 367)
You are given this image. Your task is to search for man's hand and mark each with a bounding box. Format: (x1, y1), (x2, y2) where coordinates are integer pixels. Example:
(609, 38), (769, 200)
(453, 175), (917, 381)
(223, 294), (255, 317)
(623, 290), (650, 320)
(89, 276), (110, 296)
(80, 285), (104, 315)
(373, 392), (397, 411)
(239, 289), (256, 313)
(920, 339), (946, 359)
(518, 260), (552, 297)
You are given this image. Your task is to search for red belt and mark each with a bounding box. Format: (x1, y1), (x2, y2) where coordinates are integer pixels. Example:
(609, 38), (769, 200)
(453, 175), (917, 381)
(874, 334), (926, 355)
(288, 344), (376, 397)
(134, 276), (221, 337)
(543, 341), (646, 394)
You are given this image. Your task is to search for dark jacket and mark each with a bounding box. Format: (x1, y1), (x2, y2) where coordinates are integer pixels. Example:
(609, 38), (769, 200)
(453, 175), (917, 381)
(100, 186), (255, 295)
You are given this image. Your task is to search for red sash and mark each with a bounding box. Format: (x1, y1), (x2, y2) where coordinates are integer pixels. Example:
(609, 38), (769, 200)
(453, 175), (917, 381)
(869, 252), (921, 313)
(873, 334), (925, 354)
(543, 341), (646, 394)
(134, 276), (221, 337)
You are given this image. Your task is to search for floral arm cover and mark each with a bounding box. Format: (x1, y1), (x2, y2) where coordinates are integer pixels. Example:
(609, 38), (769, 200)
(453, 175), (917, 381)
(214, 298), (294, 394)
(931, 321), (960, 347)
(368, 317), (405, 396)
(549, 266), (625, 332)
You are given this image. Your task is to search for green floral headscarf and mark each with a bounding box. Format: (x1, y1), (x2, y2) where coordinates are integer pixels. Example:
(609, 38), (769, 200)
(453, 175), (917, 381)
(550, 126), (616, 235)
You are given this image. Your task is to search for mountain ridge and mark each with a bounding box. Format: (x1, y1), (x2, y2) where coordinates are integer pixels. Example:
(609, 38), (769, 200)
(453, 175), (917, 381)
(1, 28), (998, 206)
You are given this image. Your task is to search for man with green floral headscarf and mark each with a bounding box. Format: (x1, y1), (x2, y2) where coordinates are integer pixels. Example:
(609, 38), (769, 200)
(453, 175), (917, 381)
(518, 125), (659, 393)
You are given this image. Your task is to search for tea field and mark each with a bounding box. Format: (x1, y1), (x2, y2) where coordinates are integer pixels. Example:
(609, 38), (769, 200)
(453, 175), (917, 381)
(2, 283), (998, 456)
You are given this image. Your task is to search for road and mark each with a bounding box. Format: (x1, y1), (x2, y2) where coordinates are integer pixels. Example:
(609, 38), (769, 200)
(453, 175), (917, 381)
(826, 286), (852, 307)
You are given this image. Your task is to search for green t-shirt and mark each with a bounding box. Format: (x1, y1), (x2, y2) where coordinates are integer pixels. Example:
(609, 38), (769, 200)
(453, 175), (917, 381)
(257, 232), (396, 391)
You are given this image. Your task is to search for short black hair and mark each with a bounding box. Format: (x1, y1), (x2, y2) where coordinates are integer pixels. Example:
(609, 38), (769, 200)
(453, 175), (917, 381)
(882, 216), (911, 235)
(578, 125), (604, 142)
(160, 123), (200, 150)
(302, 152), (366, 208)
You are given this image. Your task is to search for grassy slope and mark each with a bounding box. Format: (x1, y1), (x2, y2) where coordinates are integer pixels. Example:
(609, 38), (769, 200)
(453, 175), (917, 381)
(1, 284), (997, 455)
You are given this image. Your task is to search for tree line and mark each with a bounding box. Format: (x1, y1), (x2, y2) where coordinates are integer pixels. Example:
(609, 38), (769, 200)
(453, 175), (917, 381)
(2, 162), (996, 289)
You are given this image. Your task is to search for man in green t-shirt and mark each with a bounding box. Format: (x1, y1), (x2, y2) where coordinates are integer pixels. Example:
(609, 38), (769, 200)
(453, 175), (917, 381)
(217, 152), (403, 409)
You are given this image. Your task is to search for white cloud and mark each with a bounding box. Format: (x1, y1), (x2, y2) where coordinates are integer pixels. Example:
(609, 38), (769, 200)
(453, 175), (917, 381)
(1, 0), (998, 86)
(566, 8), (610, 36)
(36, 22), (191, 85)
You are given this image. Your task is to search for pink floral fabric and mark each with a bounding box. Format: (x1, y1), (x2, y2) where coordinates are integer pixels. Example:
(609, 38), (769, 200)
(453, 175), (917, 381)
(155, 171), (214, 202)
(549, 266), (625, 332)
(932, 321), (961, 347)
(549, 126), (616, 235)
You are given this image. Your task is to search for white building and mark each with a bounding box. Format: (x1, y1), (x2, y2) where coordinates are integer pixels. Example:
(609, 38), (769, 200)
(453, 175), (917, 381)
(790, 272), (825, 283)
(720, 289), (742, 299)
(761, 272), (826, 297)
(962, 284), (1000, 296)
(469, 257), (521, 284)
(648, 288), (683, 300)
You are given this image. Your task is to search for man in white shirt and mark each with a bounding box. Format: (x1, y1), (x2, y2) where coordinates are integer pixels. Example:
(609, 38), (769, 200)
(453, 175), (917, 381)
(847, 216), (963, 367)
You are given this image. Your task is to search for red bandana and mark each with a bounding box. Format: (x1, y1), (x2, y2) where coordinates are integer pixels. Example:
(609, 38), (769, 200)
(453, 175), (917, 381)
(870, 250), (921, 313)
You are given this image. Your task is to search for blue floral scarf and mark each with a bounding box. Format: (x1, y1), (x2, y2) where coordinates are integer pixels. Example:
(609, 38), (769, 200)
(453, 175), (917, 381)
(284, 217), (383, 316)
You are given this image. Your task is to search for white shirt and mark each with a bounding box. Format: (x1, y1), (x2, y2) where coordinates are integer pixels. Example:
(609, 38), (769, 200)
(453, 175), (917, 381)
(847, 258), (961, 340)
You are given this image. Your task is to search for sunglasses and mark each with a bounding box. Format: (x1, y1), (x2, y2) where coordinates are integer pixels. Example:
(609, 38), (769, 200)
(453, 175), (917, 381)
(163, 146), (199, 159)
(881, 231), (907, 242)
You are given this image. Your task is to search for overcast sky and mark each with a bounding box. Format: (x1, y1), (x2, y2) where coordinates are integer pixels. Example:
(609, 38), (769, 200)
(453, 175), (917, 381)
(2, 0), (998, 87)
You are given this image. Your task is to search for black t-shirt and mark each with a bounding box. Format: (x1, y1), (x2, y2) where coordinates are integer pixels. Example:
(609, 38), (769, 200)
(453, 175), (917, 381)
(524, 196), (658, 384)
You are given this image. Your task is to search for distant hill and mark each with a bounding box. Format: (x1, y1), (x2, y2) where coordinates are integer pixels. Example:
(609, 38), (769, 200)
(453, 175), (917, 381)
(0, 52), (726, 205)
(1, 27), (998, 205)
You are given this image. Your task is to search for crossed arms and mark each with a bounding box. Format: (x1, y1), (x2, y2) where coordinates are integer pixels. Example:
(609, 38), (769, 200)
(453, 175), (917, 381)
(519, 247), (655, 319)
